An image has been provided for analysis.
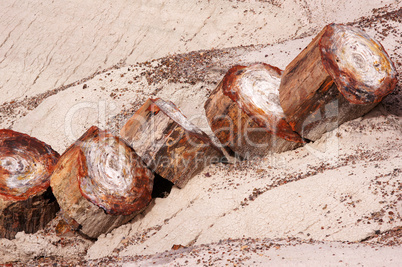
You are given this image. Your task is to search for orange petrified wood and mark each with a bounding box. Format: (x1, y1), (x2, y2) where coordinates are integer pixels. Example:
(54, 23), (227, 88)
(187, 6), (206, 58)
(204, 63), (304, 160)
(0, 129), (60, 239)
(50, 126), (153, 239)
(279, 23), (398, 141)
(120, 98), (224, 188)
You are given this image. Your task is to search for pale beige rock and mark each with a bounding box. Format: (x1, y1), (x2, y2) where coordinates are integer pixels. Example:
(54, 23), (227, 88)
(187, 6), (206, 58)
(1, 0), (402, 265)
(0, 0), (398, 103)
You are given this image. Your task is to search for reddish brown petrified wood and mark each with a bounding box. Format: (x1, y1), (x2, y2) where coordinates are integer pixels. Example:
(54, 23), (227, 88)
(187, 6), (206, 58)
(120, 98), (224, 188)
(50, 126), (153, 239)
(279, 23), (398, 141)
(0, 129), (60, 239)
(204, 63), (304, 160)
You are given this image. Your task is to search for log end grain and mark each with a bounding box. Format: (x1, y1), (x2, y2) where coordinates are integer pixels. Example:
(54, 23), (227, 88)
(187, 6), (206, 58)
(221, 63), (303, 143)
(205, 63), (304, 159)
(78, 127), (154, 215)
(51, 126), (154, 238)
(0, 129), (60, 201)
(0, 129), (60, 239)
(320, 23), (398, 104)
(279, 24), (398, 141)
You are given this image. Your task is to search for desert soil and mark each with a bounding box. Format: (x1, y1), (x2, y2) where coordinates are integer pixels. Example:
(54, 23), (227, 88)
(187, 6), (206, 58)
(0, 0), (401, 266)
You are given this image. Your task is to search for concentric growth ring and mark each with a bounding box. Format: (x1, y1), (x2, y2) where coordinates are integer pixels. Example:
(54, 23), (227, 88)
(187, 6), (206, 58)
(78, 129), (153, 215)
(320, 24), (397, 104)
(0, 129), (59, 201)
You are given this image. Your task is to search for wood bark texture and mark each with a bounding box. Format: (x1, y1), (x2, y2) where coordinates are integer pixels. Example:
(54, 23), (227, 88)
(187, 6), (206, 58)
(204, 63), (304, 160)
(279, 23), (398, 141)
(50, 126), (154, 239)
(120, 98), (224, 188)
(0, 129), (60, 239)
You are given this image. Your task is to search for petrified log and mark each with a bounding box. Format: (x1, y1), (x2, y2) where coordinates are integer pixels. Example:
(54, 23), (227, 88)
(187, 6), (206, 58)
(0, 129), (60, 239)
(120, 98), (224, 188)
(50, 126), (153, 239)
(279, 23), (398, 141)
(204, 63), (304, 160)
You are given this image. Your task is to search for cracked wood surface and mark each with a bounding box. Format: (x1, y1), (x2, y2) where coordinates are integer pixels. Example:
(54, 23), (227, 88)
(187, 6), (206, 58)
(121, 98), (224, 188)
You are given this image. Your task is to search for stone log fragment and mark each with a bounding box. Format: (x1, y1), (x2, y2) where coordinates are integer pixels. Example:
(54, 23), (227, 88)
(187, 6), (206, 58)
(120, 98), (224, 188)
(0, 129), (60, 239)
(279, 23), (398, 141)
(204, 63), (304, 160)
(50, 126), (153, 239)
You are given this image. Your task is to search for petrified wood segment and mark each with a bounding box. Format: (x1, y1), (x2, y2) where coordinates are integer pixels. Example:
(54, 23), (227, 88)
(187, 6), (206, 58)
(279, 23), (398, 141)
(204, 63), (304, 160)
(0, 129), (60, 239)
(120, 98), (224, 188)
(50, 126), (153, 239)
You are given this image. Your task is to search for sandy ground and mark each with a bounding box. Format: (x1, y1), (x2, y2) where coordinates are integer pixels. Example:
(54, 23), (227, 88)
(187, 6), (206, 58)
(1, 0), (398, 103)
(0, 0), (402, 265)
(8, 234), (402, 266)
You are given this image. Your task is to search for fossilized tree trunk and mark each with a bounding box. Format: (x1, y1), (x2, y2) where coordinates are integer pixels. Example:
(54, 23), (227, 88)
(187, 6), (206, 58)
(0, 129), (60, 239)
(120, 98), (224, 188)
(50, 126), (154, 239)
(204, 63), (304, 160)
(279, 23), (398, 141)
